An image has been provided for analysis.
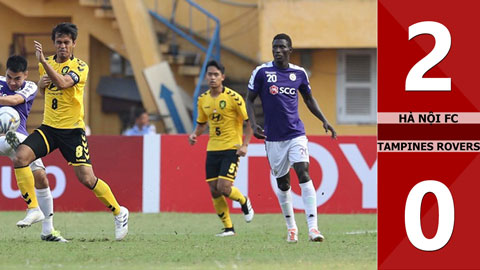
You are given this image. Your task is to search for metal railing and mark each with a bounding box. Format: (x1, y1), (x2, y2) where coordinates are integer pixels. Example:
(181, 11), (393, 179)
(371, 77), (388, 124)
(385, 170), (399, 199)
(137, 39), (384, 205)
(149, 0), (220, 129)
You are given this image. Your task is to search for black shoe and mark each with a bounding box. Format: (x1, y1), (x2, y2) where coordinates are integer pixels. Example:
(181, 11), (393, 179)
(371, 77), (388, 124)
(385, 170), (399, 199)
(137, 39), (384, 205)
(6, 130), (20, 150)
(215, 227), (235, 237)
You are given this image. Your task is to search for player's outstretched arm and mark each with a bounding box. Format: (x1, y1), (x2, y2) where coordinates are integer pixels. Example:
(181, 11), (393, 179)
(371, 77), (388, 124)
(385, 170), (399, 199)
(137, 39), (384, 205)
(300, 91), (337, 139)
(0, 94), (25, 106)
(246, 91), (266, 140)
(34, 40), (74, 90)
(188, 122), (207, 145)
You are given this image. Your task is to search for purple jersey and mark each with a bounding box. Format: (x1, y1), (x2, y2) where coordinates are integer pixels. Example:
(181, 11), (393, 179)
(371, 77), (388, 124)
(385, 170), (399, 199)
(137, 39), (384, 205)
(0, 77), (38, 136)
(248, 61), (311, 141)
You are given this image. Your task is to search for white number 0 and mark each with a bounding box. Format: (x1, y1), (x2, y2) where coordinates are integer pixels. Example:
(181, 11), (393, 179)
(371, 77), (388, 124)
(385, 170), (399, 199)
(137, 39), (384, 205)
(406, 21), (451, 91)
(405, 180), (455, 251)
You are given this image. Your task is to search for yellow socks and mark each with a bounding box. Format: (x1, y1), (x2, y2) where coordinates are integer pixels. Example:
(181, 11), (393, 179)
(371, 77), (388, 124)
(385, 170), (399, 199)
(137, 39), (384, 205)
(228, 186), (246, 205)
(212, 196), (232, 229)
(92, 179), (121, 215)
(14, 166), (38, 208)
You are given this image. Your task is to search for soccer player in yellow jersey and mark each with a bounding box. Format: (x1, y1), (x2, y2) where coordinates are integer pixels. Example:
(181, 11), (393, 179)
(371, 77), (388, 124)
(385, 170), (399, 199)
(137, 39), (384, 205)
(189, 60), (254, 236)
(9, 22), (129, 241)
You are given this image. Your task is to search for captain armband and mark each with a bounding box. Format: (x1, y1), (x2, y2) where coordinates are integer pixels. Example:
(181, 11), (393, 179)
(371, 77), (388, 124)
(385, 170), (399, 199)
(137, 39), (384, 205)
(67, 71), (80, 85)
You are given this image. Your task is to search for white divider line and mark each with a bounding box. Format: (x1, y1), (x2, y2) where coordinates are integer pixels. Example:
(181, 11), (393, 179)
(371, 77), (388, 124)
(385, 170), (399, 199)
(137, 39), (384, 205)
(345, 230), (377, 235)
(142, 134), (161, 213)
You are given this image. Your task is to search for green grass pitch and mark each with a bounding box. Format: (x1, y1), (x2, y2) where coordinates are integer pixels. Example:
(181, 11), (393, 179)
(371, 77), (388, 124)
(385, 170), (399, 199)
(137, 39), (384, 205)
(0, 212), (376, 270)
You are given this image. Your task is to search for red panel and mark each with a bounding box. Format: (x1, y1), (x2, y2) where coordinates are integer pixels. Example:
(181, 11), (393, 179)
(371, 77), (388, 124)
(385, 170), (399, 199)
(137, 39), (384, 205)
(160, 134), (213, 212)
(161, 135), (377, 214)
(1, 135), (376, 214)
(0, 136), (143, 212)
(379, 153), (480, 269)
(379, 0), (480, 268)
(378, 1), (480, 112)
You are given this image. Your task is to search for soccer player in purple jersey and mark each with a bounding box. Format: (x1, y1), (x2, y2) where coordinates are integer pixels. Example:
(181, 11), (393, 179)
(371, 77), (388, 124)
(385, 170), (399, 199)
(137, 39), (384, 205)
(0, 55), (67, 242)
(246, 33), (336, 243)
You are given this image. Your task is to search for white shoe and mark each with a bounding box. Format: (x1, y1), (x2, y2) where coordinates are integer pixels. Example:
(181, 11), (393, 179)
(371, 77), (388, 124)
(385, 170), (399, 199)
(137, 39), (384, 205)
(41, 230), (68, 242)
(215, 228), (235, 237)
(241, 196), (254, 223)
(6, 130), (20, 150)
(16, 207), (45, 228)
(114, 206), (129, 241)
(308, 228), (325, 242)
(287, 228), (298, 243)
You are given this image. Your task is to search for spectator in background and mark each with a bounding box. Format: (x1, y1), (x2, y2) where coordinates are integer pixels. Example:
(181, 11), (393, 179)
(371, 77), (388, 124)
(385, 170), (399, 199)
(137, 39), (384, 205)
(123, 108), (156, 136)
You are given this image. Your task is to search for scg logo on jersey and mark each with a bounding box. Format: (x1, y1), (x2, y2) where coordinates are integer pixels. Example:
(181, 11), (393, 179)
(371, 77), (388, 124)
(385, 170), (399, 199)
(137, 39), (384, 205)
(269, 85), (296, 95)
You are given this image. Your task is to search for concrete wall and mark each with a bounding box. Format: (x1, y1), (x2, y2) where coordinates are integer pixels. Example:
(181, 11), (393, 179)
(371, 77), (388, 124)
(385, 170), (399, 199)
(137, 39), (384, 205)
(258, 0), (377, 61)
(0, 5), (67, 74)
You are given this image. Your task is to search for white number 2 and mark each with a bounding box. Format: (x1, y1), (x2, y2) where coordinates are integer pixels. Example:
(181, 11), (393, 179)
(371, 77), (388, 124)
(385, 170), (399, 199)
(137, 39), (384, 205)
(405, 180), (455, 251)
(406, 21), (451, 91)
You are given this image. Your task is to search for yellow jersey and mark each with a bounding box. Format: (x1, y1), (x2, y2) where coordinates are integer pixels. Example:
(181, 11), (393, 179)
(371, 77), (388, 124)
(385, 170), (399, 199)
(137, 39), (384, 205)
(197, 87), (248, 151)
(39, 55), (88, 129)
